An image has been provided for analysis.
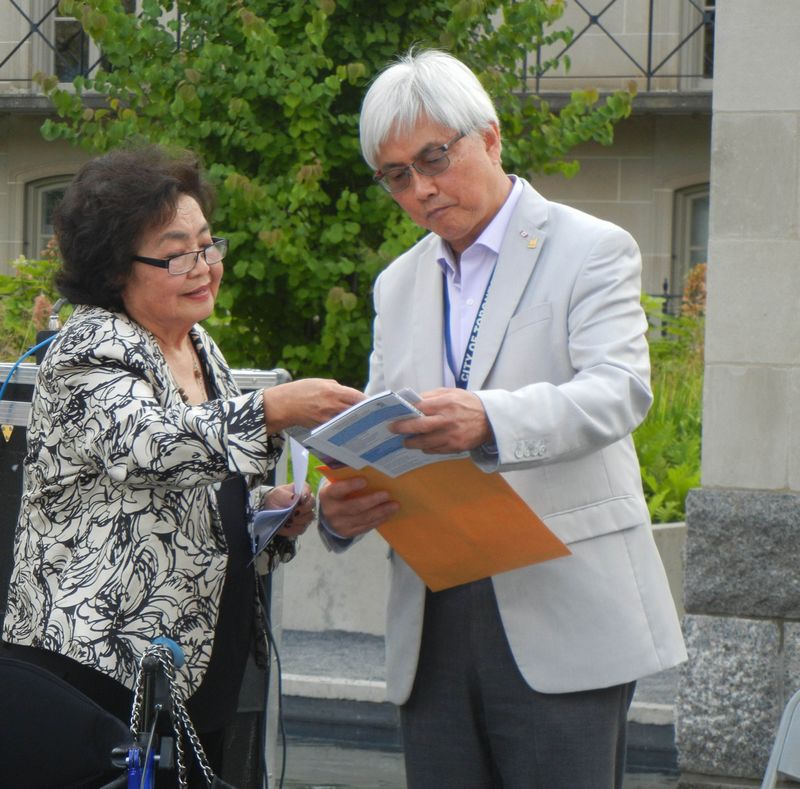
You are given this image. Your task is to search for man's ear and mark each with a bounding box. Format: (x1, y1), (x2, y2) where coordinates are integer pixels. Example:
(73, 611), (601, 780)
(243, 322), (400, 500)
(482, 122), (503, 165)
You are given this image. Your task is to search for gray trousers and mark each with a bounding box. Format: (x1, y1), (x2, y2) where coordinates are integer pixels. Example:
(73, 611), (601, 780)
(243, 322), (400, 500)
(399, 578), (635, 789)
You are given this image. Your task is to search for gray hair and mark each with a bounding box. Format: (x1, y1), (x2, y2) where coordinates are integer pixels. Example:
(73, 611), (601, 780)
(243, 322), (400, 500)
(359, 49), (499, 170)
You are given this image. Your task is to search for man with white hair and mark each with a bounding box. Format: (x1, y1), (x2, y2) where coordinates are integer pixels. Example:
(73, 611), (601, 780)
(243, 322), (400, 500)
(319, 49), (686, 789)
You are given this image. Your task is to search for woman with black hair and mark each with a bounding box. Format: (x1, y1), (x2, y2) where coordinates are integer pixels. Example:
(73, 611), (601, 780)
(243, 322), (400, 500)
(1, 145), (362, 786)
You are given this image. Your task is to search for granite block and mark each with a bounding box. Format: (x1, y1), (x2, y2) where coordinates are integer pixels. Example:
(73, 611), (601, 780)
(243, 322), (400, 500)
(784, 623), (800, 700)
(676, 615), (781, 779)
(683, 489), (800, 618)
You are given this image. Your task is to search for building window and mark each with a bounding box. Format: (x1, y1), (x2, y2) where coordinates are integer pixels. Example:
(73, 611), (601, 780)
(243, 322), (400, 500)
(52, 0), (137, 82)
(679, 0), (715, 89)
(671, 184), (710, 304)
(54, 10), (89, 82)
(25, 178), (70, 260)
(701, 1), (716, 79)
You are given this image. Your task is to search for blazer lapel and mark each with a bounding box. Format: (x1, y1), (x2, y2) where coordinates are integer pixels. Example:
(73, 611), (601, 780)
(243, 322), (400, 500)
(411, 253), (446, 391)
(468, 182), (549, 390)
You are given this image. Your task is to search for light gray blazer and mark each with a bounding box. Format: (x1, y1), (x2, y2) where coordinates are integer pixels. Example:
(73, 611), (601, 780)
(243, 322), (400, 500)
(343, 178), (686, 704)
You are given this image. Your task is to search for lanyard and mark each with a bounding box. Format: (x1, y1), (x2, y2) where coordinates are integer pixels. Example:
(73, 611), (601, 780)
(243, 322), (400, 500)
(442, 267), (495, 389)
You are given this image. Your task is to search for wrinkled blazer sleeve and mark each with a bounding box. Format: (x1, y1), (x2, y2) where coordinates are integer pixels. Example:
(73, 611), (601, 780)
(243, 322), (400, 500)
(473, 223), (652, 472)
(36, 309), (280, 491)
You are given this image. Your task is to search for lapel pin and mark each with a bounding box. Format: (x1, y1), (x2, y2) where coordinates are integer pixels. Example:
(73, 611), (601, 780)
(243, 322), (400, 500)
(528, 238), (538, 249)
(519, 230), (528, 238)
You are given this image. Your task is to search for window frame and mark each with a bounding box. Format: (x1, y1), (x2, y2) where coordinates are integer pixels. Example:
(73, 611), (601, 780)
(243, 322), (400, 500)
(671, 183), (710, 302)
(24, 176), (72, 260)
(30, 0), (137, 84)
(679, 0), (715, 90)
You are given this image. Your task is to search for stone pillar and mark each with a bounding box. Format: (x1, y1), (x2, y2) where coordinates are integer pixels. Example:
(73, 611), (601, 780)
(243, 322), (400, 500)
(676, 2), (800, 786)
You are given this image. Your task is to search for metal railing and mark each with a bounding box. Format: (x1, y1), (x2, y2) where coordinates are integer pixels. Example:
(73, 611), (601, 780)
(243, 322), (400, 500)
(1, 0), (91, 85)
(1, 0), (145, 86)
(0, 361), (290, 427)
(657, 278), (684, 316)
(2, 0), (714, 92)
(523, 0), (715, 94)
(646, 279), (685, 339)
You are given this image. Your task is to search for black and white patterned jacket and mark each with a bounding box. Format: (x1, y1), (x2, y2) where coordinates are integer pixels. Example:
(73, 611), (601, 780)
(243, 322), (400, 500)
(2, 304), (282, 694)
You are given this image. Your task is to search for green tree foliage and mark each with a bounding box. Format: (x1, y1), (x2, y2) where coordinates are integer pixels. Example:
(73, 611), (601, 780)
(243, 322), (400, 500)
(36, 0), (633, 386)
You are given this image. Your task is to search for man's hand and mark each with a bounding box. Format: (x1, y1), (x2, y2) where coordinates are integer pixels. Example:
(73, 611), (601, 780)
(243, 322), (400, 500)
(391, 388), (493, 454)
(318, 477), (400, 539)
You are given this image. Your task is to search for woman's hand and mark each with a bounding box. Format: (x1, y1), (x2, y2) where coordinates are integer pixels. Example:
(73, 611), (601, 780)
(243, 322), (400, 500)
(261, 482), (316, 538)
(262, 379), (364, 433)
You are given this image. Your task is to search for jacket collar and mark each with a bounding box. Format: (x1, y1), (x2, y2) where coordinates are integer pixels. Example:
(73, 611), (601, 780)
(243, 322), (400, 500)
(408, 178), (548, 392)
(468, 178), (548, 389)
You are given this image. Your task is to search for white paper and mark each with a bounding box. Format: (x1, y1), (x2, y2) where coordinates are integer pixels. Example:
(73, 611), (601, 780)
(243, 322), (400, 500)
(290, 437), (308, 497)
(251, 438), (308, 558)
(301, 389), (466, 478)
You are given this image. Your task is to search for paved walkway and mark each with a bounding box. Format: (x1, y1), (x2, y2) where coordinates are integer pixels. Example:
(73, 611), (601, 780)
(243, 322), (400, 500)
(281, 742), (680, 789)
(279, 629), (680, 775)
(281, 629), (678, 718)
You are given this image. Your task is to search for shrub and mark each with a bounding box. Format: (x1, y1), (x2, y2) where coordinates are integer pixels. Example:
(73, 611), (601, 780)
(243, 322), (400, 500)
(0, 242), (63, 362)
(635, 264), (706, 523)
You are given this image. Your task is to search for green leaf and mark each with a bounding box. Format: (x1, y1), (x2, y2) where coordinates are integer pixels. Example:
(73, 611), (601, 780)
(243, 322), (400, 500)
(33, 0), (637, 391)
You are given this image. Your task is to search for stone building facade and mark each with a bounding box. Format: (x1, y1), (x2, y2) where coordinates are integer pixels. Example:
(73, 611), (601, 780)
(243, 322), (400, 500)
(676, 2), (800, 785)
(1, 0), (713, 304)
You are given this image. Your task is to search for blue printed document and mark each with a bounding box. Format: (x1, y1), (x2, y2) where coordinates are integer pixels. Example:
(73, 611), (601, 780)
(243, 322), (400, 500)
(297, 389), (467, 478)
(251, 438), (308, 558)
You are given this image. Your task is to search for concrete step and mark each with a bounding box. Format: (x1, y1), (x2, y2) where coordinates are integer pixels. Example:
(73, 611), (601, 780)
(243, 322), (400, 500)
(279, 629), (679, 773)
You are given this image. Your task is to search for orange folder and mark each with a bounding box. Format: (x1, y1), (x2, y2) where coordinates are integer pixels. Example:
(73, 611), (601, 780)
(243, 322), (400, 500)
(321, 457), (570, 592)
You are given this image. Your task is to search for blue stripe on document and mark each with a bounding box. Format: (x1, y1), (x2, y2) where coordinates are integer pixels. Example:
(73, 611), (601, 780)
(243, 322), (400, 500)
(363, 435), (406, 462)
(329, 403), (413, 446)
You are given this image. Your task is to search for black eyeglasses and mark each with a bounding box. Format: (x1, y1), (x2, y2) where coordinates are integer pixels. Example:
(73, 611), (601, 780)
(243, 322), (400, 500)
(132, 237), (228, 276)
(374, 132), (465, 194)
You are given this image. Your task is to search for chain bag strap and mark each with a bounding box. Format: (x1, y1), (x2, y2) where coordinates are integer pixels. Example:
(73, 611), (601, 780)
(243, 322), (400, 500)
(130, 644), (230, 788)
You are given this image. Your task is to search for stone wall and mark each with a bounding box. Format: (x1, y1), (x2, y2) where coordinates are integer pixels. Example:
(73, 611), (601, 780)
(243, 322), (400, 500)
(679, 492), (800, 783)
(535, 112), (711, 296)
(0, 114), (89, 272)
(282, 522), (687, 636)
(676, 2), (800, 784)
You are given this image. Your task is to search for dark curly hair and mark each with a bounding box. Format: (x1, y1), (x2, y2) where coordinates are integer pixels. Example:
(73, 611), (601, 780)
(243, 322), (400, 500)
(54, 145), (216, 310)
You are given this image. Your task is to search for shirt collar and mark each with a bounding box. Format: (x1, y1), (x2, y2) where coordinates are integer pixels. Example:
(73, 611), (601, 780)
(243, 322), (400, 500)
(436, 175), (523, 276)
